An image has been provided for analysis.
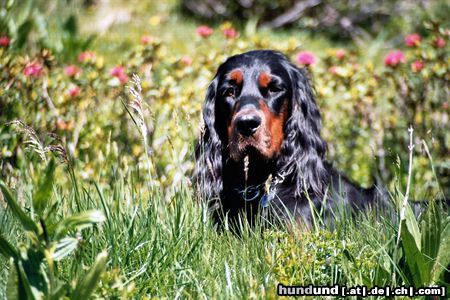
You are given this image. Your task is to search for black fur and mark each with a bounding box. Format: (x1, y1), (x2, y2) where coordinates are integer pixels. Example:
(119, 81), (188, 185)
(195, 50), (386, 227)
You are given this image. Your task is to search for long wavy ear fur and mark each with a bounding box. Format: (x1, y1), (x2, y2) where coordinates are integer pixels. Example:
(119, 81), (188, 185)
(277, 63), (328, 197)
(194, 77), (223, 202)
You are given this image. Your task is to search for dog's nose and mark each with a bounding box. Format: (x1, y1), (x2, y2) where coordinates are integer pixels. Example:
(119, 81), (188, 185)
(235, 114), (261, 136)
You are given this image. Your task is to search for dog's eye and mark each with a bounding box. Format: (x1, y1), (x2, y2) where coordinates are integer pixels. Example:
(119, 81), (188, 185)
(268, 83), (283, 94)
(224, 87), (235, 97)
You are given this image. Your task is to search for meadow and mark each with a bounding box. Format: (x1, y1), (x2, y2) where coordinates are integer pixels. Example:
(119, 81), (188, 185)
(0, 1), (449, 299)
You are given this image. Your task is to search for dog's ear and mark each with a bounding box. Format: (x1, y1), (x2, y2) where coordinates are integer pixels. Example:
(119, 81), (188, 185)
(195, 77), (223, 201)
(277, 64), (328, 197)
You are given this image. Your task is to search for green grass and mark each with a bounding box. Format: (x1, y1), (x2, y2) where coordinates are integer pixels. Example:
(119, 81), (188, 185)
(1, 135), (449, 298)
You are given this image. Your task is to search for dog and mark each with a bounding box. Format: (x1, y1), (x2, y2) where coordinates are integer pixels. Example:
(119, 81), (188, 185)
(195, 50), (387, 228)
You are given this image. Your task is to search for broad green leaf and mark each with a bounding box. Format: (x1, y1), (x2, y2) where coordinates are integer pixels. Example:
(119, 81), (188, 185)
(18, 248), (49, 300)
(7, 258), (38, 300)
(0, 181), (38, 234)
(14, 19), (33, 49)
(54, 210), (105, 239)
(404, 203), (421, 251)
(33, 159), (56, 215)
(0, 235), (17, 259)
(52, 237), (79, 261)
(401, 221), (428, 285)
(63, 15), (78, 35)
(17, 259), (41, 300)
(13, 0), (32, 26)
(432, 218), (450, 282)
(421, 203), (441, 274)
(71, 251), (108, 300)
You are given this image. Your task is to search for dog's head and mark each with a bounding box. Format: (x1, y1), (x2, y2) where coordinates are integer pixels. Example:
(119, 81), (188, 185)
(216, 51), (291, 162)
(196, 50), (327, 199)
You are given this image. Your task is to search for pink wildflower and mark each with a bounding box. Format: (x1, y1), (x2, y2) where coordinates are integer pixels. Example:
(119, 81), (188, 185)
(78, 51), (96, 63)
(296, 51), (316, 66)
(0, 36), (10, 48)
(404, 33), (421, 47)
(64, 65), (80, 77)
(110, 66), (125, 77)
(140, 35), (154, 45)
(335, 49), (346, 60)
(110, 65), (128, 84)
(384, 50), (406, 67)
(196, 25), (214, 38)
(328, 66), (339, 75)
(180, 55), (192, 66)
(117, 73), (128, 84)
(434, 37), (446, 48)
(411, 60), (425, 72)
(68, 86), (81, 98)
(223, 28), (238, 39)
(23, 62), (44, 77)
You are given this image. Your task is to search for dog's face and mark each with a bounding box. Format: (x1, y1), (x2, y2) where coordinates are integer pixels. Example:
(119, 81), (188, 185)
(214, 51), (293, 162)
(198, 50), (327, 199)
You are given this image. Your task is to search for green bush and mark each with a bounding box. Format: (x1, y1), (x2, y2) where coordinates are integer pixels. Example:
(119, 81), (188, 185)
(1, 20), (448, 197)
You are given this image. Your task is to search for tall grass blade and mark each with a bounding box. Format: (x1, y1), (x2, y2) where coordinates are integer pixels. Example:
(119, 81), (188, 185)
(33, 159), (56, 215)
(0, 181), (39, 234)
(432, 218), (450, 282)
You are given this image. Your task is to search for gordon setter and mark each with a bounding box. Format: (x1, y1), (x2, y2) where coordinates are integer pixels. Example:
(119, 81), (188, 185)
(195, 50), (387, 227)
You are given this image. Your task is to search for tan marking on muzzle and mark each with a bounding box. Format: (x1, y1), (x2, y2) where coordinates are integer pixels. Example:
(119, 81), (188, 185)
(258, 99), (288, 157)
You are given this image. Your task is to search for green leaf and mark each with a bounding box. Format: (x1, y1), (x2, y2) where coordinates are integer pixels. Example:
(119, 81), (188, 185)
(7, 259), (37, 300)
(404, 204), (421, 251)
(421, 203), (441, 273)
(63, 15), (78, 35)
(0, 235), (18, 259)
(19, 247), (49, 300)
(432, 217), (450, 282)
(33, 159), (56, 215)
(71, 251), (108, 300)
(401, 221), (428, 285)
(0, 181), (39, 234)
(17, 258), (42, 300)
(52, 237), (79, 261)
(54, 210), (105, 240)
(14, 0), (32, 26)
(14, 19), (33, 49)
(6, 260), (24, 300)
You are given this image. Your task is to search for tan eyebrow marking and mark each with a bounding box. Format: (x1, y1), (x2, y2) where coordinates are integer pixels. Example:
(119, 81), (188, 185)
(228, 69), (243, 84)
(258, 72), (272, 88)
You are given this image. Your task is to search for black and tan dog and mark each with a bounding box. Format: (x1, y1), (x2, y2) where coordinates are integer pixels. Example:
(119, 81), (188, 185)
(195, 50), (391, 227)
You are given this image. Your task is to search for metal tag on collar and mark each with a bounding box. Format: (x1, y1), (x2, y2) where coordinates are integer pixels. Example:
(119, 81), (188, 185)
(260, 194), (270, 208)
